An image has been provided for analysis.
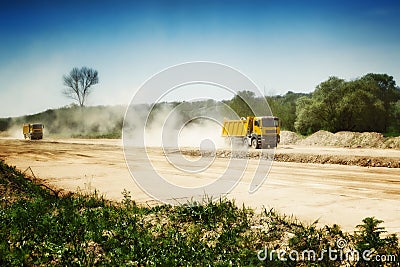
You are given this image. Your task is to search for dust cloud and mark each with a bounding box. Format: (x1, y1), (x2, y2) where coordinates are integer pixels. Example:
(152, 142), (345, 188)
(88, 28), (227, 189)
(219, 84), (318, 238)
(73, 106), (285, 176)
(0, 125), (22, 139)
(2, 101), (233, 149)
(124, 103), (228, 149)
(1, 105), (125, 139)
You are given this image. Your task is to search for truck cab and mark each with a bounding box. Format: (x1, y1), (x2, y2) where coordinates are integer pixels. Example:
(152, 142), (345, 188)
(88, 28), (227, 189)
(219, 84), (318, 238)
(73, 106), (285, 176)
(248, 116), (280, 148)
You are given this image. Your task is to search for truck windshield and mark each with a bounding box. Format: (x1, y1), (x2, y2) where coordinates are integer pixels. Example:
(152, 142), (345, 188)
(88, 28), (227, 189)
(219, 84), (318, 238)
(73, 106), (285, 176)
(32, 124), (43, 129)
(262, 118), (279, 127)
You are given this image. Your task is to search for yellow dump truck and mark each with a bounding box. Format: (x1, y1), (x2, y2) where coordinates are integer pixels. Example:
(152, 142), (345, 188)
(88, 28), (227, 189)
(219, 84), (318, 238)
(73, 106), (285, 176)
(221, 116), (280, 148)
(23, 123), (44, 140)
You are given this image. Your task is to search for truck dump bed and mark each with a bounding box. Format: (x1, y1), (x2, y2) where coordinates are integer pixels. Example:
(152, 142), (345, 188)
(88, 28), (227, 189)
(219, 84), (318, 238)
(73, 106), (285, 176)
(221, 120), (247, 137)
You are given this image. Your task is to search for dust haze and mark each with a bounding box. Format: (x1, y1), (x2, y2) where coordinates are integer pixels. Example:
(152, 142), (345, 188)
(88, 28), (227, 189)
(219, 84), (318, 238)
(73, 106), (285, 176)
(0, 99), (233, 152)
(1, 105), (125, 139)
(123, 102), (228, 149)
(0, 99), (251, 153)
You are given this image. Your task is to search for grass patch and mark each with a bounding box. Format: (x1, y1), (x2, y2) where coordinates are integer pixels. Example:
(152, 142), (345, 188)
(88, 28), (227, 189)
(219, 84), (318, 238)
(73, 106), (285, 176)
(0, 160), (399, 266)
(383, 132), (400, 138)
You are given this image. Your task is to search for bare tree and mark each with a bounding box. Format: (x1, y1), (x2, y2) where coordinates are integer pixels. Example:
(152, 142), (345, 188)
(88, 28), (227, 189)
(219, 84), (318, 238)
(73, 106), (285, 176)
(63, 67), (99, 107)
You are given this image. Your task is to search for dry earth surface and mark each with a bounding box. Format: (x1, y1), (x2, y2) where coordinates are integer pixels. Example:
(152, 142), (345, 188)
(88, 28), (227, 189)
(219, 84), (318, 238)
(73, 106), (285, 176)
(0, 137), (399, 234)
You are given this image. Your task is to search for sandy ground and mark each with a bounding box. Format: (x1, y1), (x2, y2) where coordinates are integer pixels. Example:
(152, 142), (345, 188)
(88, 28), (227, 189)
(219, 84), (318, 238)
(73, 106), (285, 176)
(0, 138), (399, 234)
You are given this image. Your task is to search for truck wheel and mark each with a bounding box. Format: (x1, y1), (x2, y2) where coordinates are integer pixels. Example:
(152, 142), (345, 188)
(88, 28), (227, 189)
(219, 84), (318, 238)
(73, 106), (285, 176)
(251, 138), (258, 149)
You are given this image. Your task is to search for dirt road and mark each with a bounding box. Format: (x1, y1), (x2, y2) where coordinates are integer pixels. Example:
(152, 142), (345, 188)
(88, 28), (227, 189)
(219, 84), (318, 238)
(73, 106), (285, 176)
(1, 138), (399, 233)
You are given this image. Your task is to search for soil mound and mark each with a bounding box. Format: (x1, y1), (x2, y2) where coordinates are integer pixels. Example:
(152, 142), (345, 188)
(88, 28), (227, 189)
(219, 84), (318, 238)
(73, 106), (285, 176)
(280, 130), (400, 149)
(299, 130), (335, 146)
(280, 131), (303, 145)
(385, 136), (400, 149)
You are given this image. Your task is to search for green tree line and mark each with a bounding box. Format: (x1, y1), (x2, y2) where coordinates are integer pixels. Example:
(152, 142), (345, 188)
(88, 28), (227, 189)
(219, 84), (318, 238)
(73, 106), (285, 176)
(294, 73), (400, 135)
(226, 73), (400, 135)
(1, 73), (399, 137)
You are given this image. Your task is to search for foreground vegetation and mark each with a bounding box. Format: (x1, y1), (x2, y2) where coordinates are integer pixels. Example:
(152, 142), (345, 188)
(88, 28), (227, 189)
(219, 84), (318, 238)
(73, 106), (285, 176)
(0, 160), (399, 266)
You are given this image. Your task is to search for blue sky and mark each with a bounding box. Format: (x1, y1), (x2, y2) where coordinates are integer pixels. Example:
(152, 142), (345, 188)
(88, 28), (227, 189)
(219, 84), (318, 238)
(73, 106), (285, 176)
(1, 0), (399, 117)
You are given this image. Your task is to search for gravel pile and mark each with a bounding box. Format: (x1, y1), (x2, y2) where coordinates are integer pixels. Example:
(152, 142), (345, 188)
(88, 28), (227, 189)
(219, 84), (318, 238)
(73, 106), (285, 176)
(280, 130), (400, 149)
(385, 136), (400, 149)
(280, 131), (303, 145)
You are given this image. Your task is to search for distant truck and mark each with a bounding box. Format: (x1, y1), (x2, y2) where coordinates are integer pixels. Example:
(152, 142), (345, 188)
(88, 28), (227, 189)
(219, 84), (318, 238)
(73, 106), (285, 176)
(23, 123), (44, 140)
(221, 116), (280, 149)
